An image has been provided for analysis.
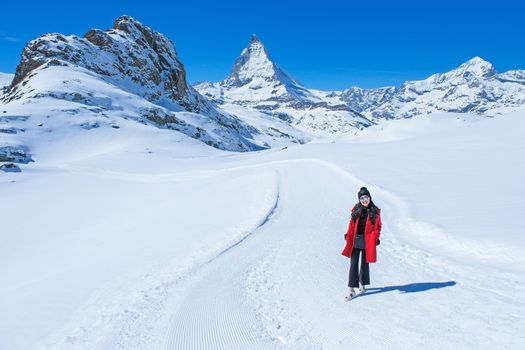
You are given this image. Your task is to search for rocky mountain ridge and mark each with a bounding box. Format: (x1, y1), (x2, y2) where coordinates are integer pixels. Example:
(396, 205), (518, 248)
(0, 16), (264, 158)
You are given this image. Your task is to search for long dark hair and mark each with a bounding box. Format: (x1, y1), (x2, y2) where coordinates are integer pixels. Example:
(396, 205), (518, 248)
(351, 200), (379, 225)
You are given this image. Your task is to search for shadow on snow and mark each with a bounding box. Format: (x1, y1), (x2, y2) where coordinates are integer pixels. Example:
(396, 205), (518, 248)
(363, 281), (456, 297)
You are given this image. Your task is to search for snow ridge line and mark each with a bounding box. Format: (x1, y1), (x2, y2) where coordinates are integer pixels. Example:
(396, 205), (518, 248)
(206, 181), (280, 264)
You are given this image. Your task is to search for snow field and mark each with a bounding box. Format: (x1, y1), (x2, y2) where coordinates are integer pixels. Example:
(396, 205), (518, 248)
(1, 149), (279, 349)
(0, 109), (523, 349)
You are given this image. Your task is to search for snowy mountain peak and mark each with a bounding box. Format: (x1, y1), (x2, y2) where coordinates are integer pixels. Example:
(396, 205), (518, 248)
(6, 14), (188, 103)
(250, 33), (261, 44)
(112, 15), (177, 56)
(114, 15), (143, 31)
(224, 35), (302, 89)
(225, 34), (276, 86)
(454, 56), (496, 78)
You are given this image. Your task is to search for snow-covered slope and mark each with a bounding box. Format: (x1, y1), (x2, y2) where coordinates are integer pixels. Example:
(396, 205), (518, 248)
(0, 16), (264, 157)
(195, 35), (372, 137)
(0, 109), (523, 350)
(366, 57), (525, 120)
(0, 73), (14, 89)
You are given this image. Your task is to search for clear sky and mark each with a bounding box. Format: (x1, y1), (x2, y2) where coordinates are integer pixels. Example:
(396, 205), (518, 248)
(1, 0), (524, 90)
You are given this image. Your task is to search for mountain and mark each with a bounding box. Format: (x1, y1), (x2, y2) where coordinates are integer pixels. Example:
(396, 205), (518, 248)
(196, 39), (523, 136)
(0, 16), (264, 160)
(364, 57), (525, 120)
(218, 34), (314, 103)
(195, 35), (372, 137)
(495, 69), (525, 85)
(330, 86), (397, 114)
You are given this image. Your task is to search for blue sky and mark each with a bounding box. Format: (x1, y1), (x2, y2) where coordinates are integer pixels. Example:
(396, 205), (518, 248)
(1, 0), (524, 90)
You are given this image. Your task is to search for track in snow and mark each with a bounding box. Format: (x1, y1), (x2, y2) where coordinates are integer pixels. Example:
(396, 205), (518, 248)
(163, 173), (281, 350)
(162, 158), (363, 349)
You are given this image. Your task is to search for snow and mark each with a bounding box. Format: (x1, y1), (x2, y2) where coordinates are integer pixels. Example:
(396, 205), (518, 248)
(0, 63), (262, 153)
(0, 72), (14, 88)
(1, 108), (524, 349)
(367, 58), (525, 120)
(223, 35), (309, 100)
(333, 111), (525, 269)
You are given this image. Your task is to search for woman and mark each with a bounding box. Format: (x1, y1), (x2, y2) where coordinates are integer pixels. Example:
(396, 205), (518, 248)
(341, 187), (382, 301)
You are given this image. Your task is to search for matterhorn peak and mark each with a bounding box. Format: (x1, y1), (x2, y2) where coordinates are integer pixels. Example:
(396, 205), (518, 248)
(224, 34), (273, 86)
(243, 34), (270, 63)
(224, 35), (302, 90)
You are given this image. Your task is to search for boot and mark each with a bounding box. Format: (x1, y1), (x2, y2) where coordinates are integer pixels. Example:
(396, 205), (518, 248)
(345, 288), (356, 302)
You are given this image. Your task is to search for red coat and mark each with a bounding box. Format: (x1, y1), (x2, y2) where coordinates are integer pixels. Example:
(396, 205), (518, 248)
(341, 206), (382, 263)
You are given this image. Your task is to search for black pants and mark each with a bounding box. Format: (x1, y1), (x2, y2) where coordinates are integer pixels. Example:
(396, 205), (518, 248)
(348, 248), (370, 288)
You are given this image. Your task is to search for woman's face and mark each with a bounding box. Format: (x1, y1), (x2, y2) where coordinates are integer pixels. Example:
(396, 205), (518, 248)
(359, 195), (370, 207)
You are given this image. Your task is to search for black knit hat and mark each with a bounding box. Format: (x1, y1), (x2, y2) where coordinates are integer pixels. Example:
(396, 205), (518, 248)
(358, 186), (371, 199)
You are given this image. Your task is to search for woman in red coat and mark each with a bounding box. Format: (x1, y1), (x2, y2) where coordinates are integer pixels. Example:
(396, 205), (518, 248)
(342, 187), (382, 301)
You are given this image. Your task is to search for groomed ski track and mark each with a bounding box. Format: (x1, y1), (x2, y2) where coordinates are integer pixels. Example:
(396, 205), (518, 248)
(159, 157), (524, 350)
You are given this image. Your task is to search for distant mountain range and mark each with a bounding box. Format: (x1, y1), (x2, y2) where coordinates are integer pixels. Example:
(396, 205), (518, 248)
(196, 37), (525, 126)
(1, 16), (524, 167)
(361, 57), (525, 119)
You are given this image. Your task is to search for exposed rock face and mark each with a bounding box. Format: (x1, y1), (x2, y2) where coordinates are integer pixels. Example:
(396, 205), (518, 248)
(0, 145), (33, 164)
(335, 86), (397, 114)
(0, 163), (21, 172)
